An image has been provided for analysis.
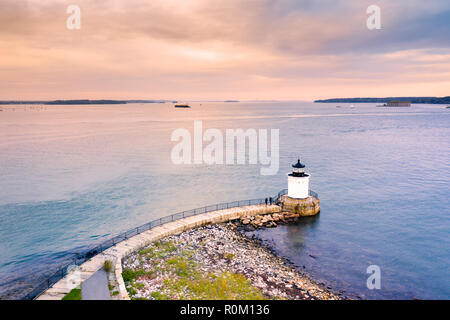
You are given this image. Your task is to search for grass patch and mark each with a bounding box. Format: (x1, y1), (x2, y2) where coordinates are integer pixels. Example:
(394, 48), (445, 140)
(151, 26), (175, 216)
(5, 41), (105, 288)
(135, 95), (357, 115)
(164, 271), (265, 300)
(151, 291), (170, 300)
(103, 260), (113, 273)
(127, 286), (137, 297)
(224, 253), (234, 261)
(125, 239), (265, 300)
(139, 248), (154, 256)
(136, 282), (145, 289)
(166, 255), (196, 277)
(122, 269), (137, 282)
(62, 288), (82, 300)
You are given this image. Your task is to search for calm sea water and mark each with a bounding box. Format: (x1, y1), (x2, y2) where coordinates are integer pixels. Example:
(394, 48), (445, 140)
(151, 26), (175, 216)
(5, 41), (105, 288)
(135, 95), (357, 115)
(0, 102), (449, 299)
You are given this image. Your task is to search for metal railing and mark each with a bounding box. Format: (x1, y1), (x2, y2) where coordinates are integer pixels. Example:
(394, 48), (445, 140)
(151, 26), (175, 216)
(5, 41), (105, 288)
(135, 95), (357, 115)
(22, 188), (317, 300)
(274, 189), (318, 200)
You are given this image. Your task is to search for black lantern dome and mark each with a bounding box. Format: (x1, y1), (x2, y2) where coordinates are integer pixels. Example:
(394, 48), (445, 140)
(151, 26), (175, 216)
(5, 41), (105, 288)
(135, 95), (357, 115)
(292, 159), (307, 177)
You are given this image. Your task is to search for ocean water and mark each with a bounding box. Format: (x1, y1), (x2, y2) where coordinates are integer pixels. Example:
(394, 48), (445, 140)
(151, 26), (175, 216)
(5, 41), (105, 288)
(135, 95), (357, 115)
(0, 102), (449, 299)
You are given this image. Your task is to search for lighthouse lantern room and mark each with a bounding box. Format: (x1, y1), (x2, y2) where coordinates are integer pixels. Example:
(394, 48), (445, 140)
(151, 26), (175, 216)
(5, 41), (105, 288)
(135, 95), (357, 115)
(287, 159), (310, 199)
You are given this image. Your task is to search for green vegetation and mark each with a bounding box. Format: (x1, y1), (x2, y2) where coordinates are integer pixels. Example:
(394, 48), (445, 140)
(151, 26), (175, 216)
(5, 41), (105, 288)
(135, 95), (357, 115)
(150, 291), (170, 300)
(167, 255), (196, 277)
(122, 269), (137, 282)
(139, 248), (154, 256)
(122, 268), (155, 299)
(124, 239), (265, 300)
(62, 287), (82, 300)
(127, 286), (137, 297)
(122, 268), (154, 283)
(164, 271), (265, 300)
(103, 260), (113, 273)
(224, 253), (234, 261)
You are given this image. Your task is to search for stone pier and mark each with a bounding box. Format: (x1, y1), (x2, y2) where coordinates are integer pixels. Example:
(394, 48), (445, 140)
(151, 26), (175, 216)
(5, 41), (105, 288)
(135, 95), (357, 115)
(36, 204), (281, 300)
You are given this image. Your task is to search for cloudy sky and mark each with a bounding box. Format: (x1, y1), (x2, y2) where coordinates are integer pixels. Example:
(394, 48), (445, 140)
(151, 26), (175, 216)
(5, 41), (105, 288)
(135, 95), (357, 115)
(1, 0), (449, 100)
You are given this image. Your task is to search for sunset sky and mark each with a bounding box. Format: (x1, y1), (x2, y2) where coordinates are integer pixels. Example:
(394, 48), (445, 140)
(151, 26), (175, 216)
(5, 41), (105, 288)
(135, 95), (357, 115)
(1, 0), (449, 100)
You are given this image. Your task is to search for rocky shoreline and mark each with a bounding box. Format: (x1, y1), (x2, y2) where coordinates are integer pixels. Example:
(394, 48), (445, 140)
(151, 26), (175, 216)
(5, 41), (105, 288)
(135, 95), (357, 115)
(122, 221), (343, 300)
(234, 210), (309, 230)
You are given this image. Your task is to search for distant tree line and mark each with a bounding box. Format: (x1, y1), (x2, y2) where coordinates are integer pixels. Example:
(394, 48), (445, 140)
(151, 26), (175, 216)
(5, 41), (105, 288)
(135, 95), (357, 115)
(314, 97), (450, 104)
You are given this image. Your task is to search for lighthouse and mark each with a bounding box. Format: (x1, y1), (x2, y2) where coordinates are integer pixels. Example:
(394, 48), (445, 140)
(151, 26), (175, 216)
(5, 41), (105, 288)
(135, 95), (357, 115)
(280, 158), (320, 216)
(288, 159), (310, 199)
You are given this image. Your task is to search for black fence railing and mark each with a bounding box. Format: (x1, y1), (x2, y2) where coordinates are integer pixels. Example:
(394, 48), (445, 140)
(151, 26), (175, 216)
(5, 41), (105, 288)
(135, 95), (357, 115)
(23, 189), (317, 300)
(275, 189), (318, 200)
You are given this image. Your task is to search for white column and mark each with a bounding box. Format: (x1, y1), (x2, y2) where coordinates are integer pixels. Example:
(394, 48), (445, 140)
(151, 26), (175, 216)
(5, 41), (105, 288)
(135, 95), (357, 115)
(288, 174), (310, 199)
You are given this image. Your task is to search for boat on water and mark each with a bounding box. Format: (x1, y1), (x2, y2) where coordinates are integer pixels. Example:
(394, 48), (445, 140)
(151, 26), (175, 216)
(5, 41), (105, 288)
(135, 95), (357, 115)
(174, 104), (191, 108)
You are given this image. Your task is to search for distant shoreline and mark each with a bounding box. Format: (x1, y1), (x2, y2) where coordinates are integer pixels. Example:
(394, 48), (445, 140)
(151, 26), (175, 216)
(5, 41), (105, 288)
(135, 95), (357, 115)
(315, 96), (450, 104)
(0, 99), (167, 105)
(0, 99), (241, 105)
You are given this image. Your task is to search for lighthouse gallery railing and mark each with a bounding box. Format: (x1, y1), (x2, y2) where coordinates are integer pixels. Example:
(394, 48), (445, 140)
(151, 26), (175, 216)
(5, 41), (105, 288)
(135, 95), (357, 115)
(23, 188), (318, 300)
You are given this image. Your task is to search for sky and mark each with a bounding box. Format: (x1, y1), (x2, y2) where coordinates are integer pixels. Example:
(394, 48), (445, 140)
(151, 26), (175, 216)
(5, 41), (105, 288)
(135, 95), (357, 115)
(0, 0), (449, 101)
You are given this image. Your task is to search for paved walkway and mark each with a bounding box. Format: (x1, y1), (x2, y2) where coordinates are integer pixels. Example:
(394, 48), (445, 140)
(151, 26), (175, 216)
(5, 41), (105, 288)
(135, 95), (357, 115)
(81, 269), (111, 300)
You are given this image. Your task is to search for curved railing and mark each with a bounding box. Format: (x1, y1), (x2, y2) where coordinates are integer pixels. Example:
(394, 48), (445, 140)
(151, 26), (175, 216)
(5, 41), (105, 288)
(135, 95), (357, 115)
(22, 188), (317, 300)
(275, 189), (318, 200)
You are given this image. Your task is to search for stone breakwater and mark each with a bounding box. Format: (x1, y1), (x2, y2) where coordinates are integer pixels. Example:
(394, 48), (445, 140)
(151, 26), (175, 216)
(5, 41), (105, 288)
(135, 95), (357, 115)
(36, 204), (281, 300)
(122, 223), (340, 300)
(235, 210), (313, 230)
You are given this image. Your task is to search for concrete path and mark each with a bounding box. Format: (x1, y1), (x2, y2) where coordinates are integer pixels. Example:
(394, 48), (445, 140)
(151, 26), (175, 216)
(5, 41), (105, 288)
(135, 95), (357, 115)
(81, 269), (111, 300)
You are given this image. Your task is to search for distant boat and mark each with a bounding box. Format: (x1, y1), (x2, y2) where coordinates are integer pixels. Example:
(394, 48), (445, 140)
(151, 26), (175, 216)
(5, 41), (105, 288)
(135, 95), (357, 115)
(336, 106), (341, 108)
(446, 106), (450, 109)
(174, 104), (191, 108)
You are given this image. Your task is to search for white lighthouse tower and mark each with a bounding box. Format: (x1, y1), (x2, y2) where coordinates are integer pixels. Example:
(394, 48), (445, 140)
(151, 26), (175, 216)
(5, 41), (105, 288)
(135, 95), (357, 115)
(288, 159), (310, 199)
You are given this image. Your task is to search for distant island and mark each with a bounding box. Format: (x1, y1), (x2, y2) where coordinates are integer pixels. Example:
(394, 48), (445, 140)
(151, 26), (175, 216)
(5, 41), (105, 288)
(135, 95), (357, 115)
(314, 97), (450, 104)
(0, 99), (168, 105)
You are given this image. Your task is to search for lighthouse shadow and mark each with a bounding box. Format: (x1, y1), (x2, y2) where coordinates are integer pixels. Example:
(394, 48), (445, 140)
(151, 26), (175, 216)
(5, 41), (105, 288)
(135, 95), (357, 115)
(243, 213), (321, 255)
(284, 214), (320, 248)
(289, 213), (321, 232)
